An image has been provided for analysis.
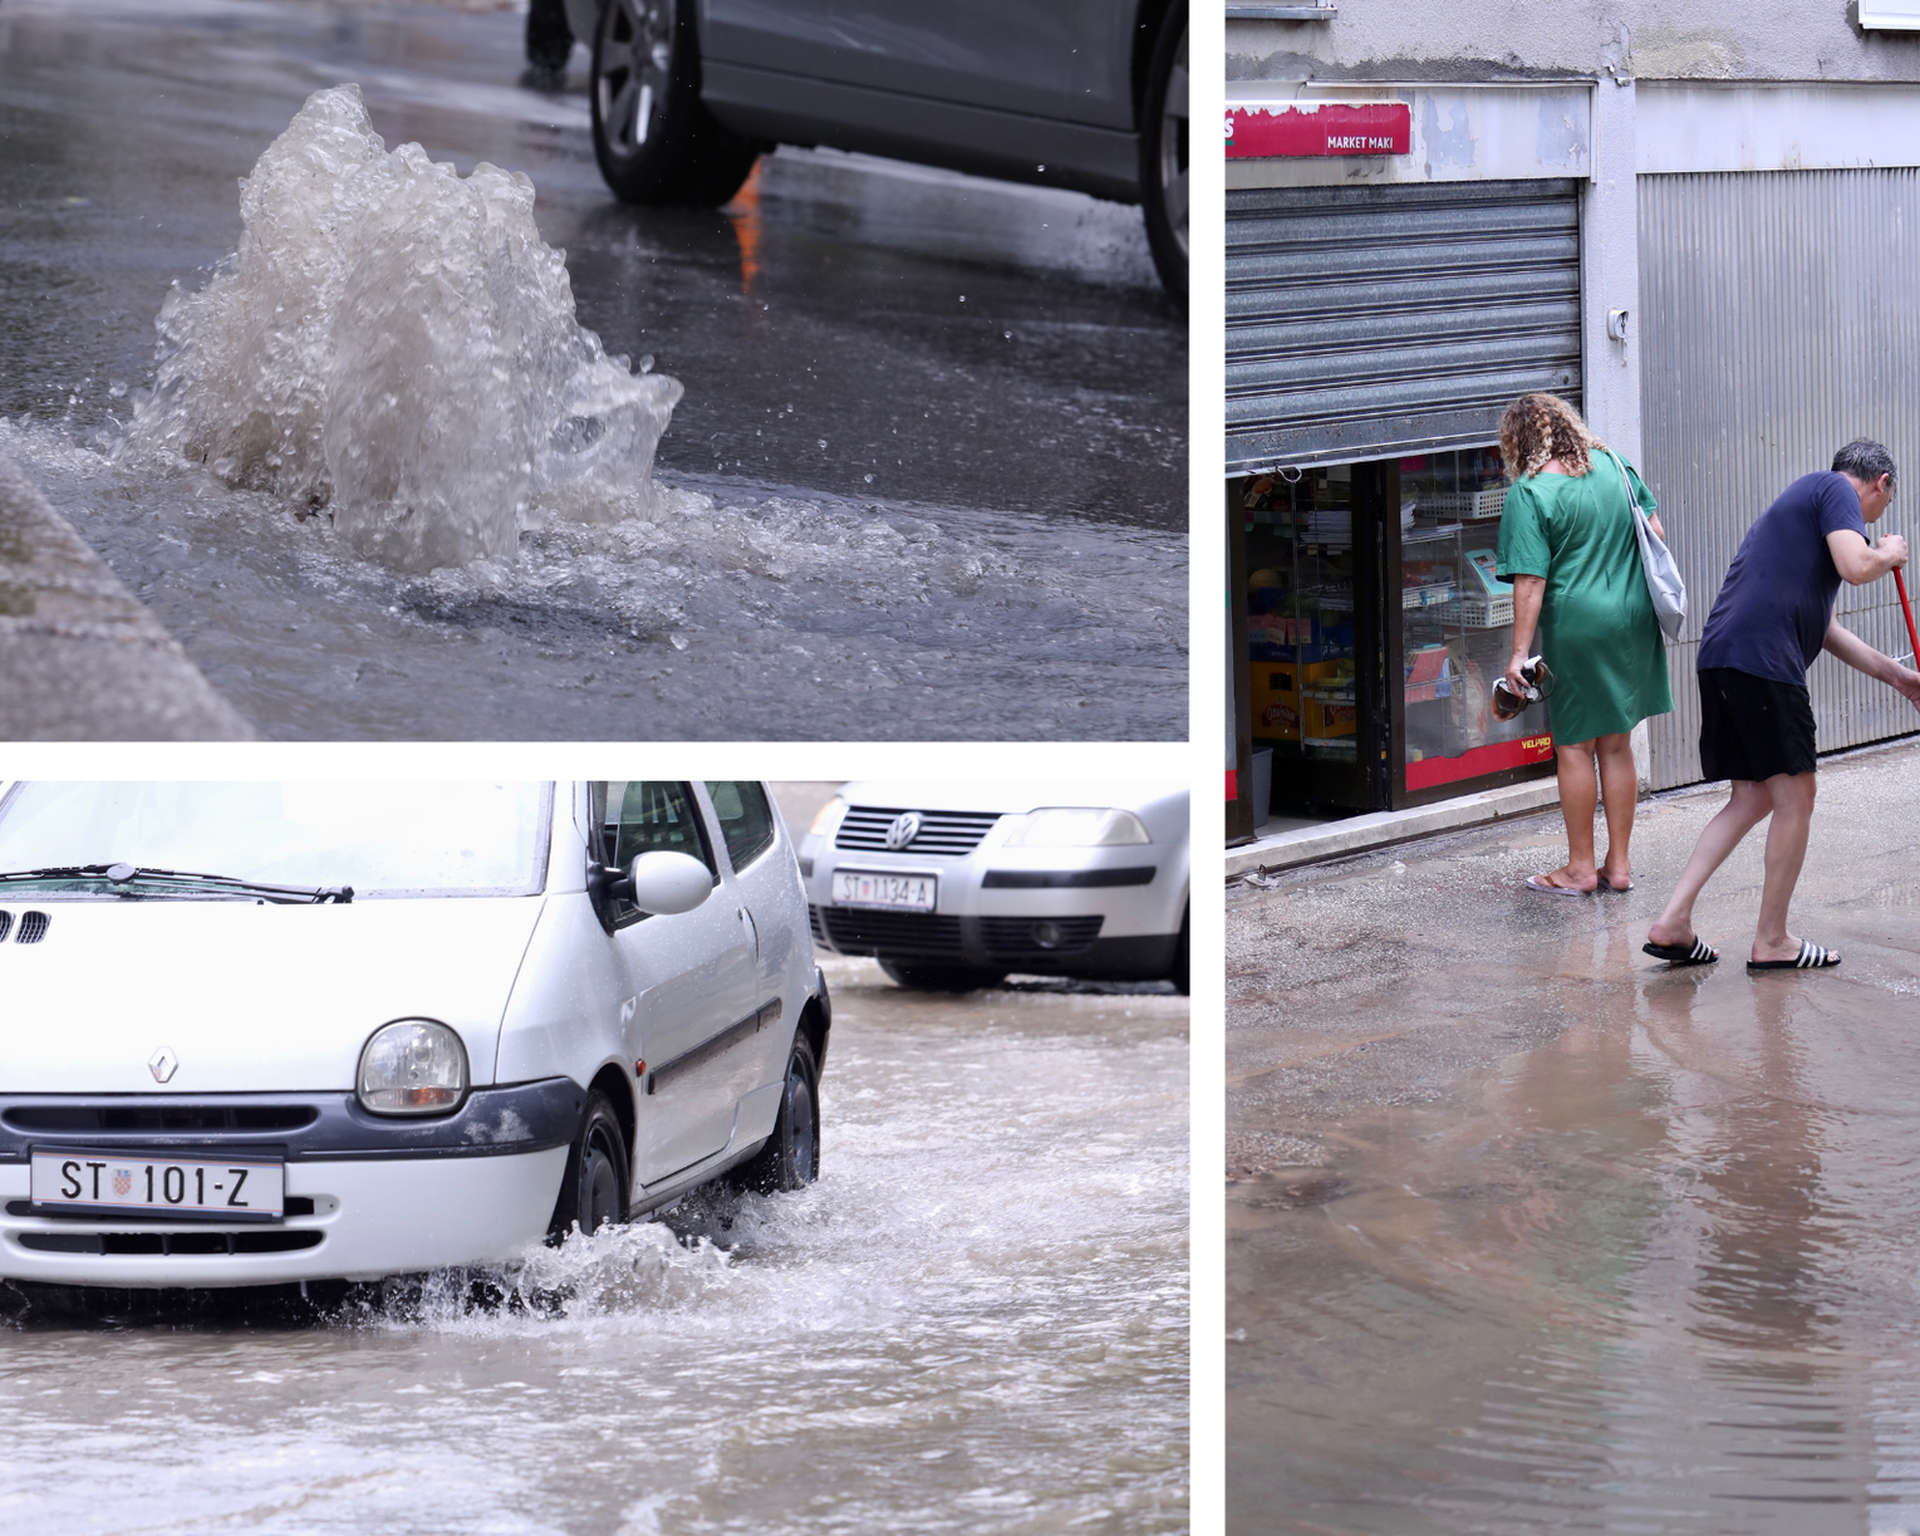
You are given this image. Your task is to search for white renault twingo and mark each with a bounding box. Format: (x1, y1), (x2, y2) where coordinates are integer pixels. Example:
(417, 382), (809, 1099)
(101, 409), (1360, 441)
(0, 781), (828, 1289)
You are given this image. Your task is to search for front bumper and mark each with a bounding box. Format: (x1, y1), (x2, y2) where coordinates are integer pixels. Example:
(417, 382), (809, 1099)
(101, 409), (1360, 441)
(808, 904), (1180, 979)
(0, 1080), (580, 1287)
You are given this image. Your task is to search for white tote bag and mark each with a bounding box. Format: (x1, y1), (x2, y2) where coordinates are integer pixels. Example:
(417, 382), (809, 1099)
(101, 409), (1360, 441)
(1609, 450), (1687, 642)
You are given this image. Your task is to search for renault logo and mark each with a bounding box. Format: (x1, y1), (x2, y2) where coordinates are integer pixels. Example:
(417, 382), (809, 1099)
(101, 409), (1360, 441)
(884, 812), (922, 851)
(148, 1047), (178, 1084)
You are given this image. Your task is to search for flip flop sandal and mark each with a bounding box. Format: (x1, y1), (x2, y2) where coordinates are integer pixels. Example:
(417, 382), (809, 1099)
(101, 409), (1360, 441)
(1525, 874), (1591, 896)
(1642, 936), (1718, 966)
(1600, 877), (1634, 892)
(1747, 940), (1842, 971)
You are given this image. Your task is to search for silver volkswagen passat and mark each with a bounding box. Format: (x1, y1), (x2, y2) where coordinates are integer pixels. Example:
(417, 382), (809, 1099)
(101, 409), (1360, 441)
(800, 781), (1189, 993)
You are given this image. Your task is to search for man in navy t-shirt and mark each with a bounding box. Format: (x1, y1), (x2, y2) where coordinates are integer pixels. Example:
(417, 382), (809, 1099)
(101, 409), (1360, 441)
(1646, 438), (1920, 972)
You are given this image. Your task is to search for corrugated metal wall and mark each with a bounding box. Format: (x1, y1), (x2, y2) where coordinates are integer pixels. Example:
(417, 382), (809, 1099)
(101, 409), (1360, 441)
(1226, 179), (1583, 473)
(1639, 170), (1920, 788)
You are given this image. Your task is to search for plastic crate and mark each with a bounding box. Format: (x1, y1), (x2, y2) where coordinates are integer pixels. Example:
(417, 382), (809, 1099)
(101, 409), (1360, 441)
(1402, 581), (1456, 610)
(1442, 592), (1514, 629)
(1421, 486), (1508, 521)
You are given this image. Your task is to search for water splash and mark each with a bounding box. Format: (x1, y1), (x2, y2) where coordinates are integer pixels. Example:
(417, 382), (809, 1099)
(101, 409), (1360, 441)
(121, 85), (682, 571)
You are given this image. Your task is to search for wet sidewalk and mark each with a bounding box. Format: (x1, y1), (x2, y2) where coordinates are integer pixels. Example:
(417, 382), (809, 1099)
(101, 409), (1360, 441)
(0, 452), (251, 739)
(1228, 734), (1920, 1534)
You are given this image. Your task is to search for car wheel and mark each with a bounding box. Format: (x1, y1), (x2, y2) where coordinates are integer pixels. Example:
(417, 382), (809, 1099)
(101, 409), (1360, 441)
(590, 0), (760, 206)
(877, 959), (1009, 993)
(524, 0), (574, 76)
(549, 1089), (629, 1241)
(1170, 904), (1190, 995)
(1140, 0), (1188, 301)
(737, 1034), (820, 1194)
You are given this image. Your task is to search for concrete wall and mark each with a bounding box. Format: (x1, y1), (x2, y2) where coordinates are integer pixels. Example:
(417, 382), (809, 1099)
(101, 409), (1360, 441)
(1229, 2), (1920, 85)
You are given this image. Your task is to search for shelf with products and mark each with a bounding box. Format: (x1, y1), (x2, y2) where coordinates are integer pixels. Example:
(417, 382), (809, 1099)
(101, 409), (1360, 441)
(1242, 466), (1359, 759)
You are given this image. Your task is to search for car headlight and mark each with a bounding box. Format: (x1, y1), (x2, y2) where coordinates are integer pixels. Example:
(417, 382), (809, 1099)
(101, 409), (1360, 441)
(357, 1019), (469, 1116)
(808, 796), (849, 840)
(1003, 807), (1151, 847)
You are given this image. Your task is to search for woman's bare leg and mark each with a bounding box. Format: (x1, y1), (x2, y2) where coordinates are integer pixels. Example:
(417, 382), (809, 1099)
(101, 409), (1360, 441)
(1594, 732), (1638, 888)
(1540, 740), (1600, 891)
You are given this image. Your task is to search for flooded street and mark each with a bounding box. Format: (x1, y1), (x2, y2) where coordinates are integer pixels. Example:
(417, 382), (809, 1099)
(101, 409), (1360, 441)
(0, 957), (1189, 1533)
(0, 0), (1185, 739)
(1228, 739), (1920, 1534)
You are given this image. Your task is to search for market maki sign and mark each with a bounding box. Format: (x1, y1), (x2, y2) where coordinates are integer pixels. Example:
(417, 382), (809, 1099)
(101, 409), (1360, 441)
(1226, 102), (1411, 158)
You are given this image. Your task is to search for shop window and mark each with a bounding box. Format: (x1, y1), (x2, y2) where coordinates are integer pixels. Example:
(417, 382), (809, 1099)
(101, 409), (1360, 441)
(1397, 449), (1554, 792)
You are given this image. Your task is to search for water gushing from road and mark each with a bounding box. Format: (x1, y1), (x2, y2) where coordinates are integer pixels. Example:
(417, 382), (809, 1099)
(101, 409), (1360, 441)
(0, 969), (1188, 1532)
(121, 84), (681, 571)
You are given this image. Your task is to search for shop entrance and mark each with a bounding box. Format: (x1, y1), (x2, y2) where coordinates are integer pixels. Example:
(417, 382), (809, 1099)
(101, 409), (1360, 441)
(1232, 447), (1556, 831)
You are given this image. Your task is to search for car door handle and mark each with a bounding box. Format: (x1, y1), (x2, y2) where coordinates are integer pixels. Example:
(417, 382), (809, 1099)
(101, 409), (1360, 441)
(739, 906), (758, 954)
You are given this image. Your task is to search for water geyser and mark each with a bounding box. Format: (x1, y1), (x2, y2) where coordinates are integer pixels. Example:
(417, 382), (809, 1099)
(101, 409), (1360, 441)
(125, 84), (682, 571)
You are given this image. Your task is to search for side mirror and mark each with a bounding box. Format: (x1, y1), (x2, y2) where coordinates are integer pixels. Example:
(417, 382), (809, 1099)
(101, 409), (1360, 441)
(619, 850), (712, 916)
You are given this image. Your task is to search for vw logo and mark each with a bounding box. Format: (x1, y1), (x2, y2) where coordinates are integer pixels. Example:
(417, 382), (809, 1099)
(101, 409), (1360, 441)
(148, 1047), (178, 1084)
(884, 812), (922, 851)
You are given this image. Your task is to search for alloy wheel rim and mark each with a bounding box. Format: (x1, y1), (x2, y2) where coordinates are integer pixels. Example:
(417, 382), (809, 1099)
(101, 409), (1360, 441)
(1159, 23), (1188, 258)
(600, 0), (674, 159)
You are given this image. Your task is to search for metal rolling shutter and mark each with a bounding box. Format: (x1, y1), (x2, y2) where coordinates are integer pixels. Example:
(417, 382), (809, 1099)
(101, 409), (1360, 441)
(1226, 179), (1584, 474)
(1639, 169), (1920, 788)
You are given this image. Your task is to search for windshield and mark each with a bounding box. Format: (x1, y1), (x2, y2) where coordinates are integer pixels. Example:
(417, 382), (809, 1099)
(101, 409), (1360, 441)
(0, 783), (552, 898)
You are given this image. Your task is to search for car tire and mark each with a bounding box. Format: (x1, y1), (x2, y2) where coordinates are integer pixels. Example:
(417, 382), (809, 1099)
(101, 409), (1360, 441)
(549, 1089), (629, 1241)
(525, 0), (574, 76)
(1139, 0), (1188, 301)
(1170, 904), (1190, 995)
(877, 959), (1008, 993)
(736, 1034), (820, 1194)
(590, 0), (760, 207)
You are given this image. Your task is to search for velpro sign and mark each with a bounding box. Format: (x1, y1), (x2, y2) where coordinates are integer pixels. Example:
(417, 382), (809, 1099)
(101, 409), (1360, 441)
(1226, 102), (1412, 158)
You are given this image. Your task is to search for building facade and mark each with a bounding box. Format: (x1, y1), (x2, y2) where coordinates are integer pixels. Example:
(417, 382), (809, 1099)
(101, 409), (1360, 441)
(1227, 1), (1920, 842)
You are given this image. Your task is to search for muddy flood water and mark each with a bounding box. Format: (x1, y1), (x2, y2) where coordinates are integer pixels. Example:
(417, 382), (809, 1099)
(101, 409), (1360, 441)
(0, 960), (1189, 1533)
(1228, 743), (1920, 1535)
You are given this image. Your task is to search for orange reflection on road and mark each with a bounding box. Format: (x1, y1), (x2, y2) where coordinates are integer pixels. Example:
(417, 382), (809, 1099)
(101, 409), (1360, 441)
(725, 161), (763, 296)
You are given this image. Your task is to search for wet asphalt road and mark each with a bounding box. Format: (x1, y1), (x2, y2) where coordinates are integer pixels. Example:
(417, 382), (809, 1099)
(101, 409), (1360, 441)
(0, 0), (1185, 530)
(1227, 736), (1920, 1533)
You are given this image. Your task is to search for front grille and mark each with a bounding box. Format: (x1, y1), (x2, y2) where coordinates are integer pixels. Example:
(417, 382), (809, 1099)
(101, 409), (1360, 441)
(981, 916), (1104, 958)
(836, 806), (1001, 857)
(4, 1105), (319, 1134)
(15, 911), (47, 944)
(808, 904), (828, 945)
(17, 1229), (321, 1255)
(0, 912), (11, 943)
(818, 908), (964, 956)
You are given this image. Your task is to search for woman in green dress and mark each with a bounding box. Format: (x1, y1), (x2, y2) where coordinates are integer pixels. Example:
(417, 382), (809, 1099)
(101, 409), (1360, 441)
(1496, 393), (1674, 895)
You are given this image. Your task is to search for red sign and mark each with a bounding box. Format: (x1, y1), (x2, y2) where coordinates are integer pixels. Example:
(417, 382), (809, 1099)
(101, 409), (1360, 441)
(1226, 102), (1411, 159)
(1406, 733), (1554, 793)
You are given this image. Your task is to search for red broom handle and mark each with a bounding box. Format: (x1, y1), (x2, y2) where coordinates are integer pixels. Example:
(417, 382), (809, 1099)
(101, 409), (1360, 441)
(1897, 566), (1920, 667)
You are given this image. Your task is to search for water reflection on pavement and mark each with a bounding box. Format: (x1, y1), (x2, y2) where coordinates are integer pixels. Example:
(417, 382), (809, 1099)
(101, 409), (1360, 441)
(1228, 741), (1920, 1534)
(0, 960), (1189, 1534)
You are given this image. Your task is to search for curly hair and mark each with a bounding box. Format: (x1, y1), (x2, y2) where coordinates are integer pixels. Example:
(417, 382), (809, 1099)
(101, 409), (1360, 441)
(1498, 393), (1606, 480)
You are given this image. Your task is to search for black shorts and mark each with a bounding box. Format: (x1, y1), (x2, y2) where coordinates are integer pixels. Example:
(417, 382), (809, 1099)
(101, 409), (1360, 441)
(1697, 667), (1817, 782)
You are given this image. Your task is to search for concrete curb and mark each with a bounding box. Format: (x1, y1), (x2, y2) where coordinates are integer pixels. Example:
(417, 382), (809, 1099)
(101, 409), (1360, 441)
(0, 452), (254, 740)
(1226, 778), (1563, 878)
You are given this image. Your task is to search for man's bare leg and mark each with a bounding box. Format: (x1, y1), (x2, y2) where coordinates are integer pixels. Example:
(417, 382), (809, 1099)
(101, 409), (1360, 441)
(1751, 771), (1818, 963)
(1647, 779), (1772, 949)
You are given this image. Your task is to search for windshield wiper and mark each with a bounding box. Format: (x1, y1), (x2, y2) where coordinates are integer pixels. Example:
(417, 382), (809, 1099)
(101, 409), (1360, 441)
(0, 864), (353, 904)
